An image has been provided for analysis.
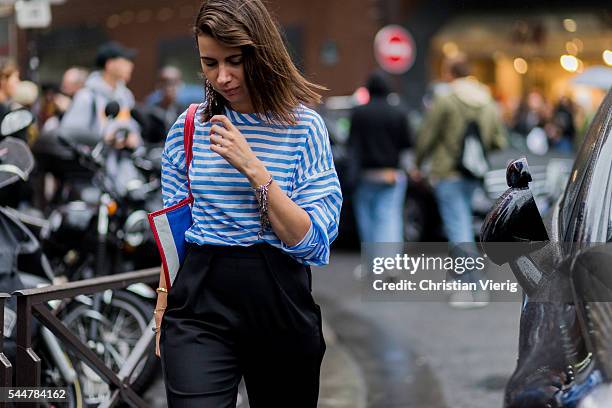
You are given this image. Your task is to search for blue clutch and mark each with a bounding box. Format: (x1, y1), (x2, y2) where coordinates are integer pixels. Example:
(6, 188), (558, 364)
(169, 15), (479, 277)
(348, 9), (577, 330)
(148, 104), (198, 288)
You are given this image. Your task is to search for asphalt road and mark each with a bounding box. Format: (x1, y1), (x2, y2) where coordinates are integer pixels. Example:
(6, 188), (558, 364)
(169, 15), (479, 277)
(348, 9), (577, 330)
(313, 250), (521, 408)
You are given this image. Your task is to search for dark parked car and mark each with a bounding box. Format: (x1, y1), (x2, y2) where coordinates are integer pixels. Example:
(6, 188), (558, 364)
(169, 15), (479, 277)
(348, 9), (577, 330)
(481, 88), (612, 408)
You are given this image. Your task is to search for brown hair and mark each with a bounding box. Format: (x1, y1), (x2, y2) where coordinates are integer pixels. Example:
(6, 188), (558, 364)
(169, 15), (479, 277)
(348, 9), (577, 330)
(194, 0), (326, 124)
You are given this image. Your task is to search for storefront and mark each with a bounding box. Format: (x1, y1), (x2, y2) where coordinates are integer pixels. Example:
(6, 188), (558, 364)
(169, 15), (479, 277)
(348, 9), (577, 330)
(430, 12), (611, 121)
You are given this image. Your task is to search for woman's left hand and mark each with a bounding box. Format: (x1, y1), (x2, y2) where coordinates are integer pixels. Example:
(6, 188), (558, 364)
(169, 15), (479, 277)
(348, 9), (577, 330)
(209, 115), (260, 176)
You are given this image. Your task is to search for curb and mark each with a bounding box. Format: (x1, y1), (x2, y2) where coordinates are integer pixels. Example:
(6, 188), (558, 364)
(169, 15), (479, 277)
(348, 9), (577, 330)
(319, 319), (367, 408)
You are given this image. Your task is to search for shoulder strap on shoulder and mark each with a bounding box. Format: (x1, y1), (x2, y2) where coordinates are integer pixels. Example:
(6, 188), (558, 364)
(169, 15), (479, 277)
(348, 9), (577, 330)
(184, 104), (198, 196)
(184, 104), (198, 166)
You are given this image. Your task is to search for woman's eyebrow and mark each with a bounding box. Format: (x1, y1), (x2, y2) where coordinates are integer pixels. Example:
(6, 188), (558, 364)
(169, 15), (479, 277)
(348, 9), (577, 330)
(200, 54), (243, 61)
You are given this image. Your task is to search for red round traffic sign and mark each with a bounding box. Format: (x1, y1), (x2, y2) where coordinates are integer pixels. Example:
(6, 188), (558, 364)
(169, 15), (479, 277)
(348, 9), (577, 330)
(374, 25), (416, 74)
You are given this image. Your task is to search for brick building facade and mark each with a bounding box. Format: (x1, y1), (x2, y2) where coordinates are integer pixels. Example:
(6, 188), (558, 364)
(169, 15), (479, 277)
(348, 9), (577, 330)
(14, 0), (610, 109)
(23, 0), (392, 101)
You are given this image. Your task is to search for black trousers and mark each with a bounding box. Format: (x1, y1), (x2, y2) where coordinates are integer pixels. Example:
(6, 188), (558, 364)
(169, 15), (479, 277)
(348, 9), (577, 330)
(160, 243), (326, 408)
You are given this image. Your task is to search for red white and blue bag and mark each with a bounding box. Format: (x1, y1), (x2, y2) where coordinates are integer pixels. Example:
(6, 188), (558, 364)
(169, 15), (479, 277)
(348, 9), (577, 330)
(148, 104), (198, 289)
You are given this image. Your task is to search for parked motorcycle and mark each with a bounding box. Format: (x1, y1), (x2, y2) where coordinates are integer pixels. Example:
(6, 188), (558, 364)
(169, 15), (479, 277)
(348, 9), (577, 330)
(48, 110), (161, 404)
(1, 108), (159, 406)
(41, 103), (164, 273)
(0, 113), (83, 407)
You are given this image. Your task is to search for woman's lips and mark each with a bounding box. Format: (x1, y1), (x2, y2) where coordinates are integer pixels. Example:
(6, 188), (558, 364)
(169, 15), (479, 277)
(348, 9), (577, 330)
(223, 87), (240, 97)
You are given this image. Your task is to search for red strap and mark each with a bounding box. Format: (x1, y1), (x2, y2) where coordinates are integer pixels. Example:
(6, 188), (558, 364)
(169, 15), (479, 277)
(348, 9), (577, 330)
(184, 104), (198, 196)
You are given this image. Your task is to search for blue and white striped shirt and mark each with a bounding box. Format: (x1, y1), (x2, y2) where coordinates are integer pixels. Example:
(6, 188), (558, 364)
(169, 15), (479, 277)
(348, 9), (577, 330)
(160, 103), (342, 266)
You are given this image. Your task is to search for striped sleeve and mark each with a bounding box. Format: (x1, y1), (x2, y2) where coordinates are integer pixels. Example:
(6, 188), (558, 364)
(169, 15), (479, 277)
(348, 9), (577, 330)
(161, 109), (190, 208)
(281, 112), (343, 266)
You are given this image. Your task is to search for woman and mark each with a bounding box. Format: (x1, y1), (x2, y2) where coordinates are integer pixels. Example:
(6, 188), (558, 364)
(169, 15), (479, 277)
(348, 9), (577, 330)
(0, 60), (25, 207)
(153, 1), (342, 407)
(0, 59), (19, 124)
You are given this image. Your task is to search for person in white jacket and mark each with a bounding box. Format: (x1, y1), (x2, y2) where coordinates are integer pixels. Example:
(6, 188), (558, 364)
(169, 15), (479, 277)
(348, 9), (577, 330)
(59, 42), (140, 149)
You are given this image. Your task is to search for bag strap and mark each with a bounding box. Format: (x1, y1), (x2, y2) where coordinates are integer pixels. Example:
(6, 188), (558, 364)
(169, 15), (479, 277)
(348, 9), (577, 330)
(88, 89), (99, 128)
(184, 104), (198, 197)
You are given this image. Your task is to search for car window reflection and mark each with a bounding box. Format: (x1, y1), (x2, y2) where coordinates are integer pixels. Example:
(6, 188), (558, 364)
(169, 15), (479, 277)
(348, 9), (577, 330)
(560, 91), (612, 242)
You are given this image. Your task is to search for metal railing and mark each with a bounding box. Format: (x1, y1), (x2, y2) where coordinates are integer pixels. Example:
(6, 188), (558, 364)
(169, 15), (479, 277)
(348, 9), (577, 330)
(12, 267), (159, 408)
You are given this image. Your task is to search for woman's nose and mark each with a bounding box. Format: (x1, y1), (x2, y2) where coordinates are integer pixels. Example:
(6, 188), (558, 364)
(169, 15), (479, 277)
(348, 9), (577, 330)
(217, 65), (232, 85)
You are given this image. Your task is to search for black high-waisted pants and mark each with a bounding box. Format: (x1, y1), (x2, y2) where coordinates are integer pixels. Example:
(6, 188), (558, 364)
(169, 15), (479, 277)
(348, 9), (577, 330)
(160, 242), (326, 408)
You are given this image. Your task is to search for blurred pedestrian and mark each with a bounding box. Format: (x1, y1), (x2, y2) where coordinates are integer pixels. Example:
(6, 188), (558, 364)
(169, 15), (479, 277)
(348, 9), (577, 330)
(50, 67), (89, 121)
(348, 71), (412, 245)
(145, 66), (186, 131)
(548, 95), (576, 153)
(61, 67), (88, 97)
(38, 67), (88, 130)
(38, 82), (61, 126)
(154, 1), (341, 407)
(12, 81), (39, 145)
(0, 59), (20, 123)
(32, 67), (89, 209)
(12, 81), (38, 110)
(416, 54), (507, 307)
(59, 41), (140, 148)
(512, 90), (549, 137)
(0, 60), (29, 207)
(0, 65), (35, 145)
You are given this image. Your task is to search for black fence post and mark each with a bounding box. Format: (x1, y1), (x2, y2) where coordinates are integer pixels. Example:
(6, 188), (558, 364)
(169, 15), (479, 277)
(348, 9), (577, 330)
(15, 294), (40, 388)
(0, 293), (12, 408)
(12, 268), (158, 407)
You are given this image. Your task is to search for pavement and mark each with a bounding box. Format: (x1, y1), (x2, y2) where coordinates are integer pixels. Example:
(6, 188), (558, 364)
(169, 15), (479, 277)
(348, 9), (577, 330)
(144, 250), (521, 408)
(313, 251), (520, 408)
(316, 320), (367, 408)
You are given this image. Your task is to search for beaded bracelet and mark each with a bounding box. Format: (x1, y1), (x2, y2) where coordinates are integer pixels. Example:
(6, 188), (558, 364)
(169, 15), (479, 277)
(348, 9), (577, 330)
(253, 176), (273, 238)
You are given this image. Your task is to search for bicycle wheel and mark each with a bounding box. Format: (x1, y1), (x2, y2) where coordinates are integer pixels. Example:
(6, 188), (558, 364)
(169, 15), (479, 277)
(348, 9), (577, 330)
(61, 290), (158, 406)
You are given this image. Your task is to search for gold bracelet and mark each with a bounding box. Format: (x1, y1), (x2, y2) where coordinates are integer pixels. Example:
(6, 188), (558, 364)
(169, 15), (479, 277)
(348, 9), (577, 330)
(156, 287), (168, 294)
(154, 308), (166, 313)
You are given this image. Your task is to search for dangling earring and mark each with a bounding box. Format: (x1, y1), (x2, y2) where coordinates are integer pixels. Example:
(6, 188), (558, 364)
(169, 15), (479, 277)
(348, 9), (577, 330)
(205, 79), (220, 114)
